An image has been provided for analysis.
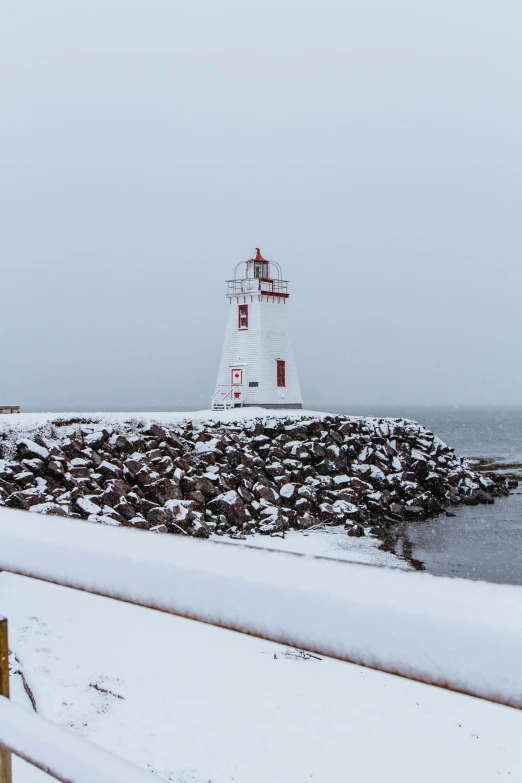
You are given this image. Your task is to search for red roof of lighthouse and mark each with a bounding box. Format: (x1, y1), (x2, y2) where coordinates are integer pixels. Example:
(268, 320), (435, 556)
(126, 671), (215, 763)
(252, 248), (266, 261)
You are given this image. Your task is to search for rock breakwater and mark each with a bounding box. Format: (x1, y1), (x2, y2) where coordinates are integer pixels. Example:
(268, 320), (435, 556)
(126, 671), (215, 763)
(0, 414), (515, 539)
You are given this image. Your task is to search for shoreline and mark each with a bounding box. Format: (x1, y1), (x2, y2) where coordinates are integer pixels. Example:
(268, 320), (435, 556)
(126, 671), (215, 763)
(0, 409), (515, 552)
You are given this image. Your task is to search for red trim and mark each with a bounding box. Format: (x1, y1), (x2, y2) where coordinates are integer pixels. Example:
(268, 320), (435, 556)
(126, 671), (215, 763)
(276, 360), (286, 388)
(238, 304), (248, 329)
(230, 293), (289, 301)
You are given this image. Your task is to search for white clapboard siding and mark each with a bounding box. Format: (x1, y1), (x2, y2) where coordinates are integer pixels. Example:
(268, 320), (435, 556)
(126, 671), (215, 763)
(215, 292), (303, 409)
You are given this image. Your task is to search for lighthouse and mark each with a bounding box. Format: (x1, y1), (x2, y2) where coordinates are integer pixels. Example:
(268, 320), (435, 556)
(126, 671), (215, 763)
(212, 248), (303, 410)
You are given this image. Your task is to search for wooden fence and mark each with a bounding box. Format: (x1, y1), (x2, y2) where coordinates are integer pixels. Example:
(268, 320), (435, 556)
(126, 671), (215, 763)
(1, 506), (522, 781)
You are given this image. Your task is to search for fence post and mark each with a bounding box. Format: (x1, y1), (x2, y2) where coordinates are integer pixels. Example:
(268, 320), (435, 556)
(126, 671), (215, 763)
(0, 618), (12, 783)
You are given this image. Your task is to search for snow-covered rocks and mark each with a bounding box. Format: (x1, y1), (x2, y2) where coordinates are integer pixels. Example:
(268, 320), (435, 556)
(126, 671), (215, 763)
(0, 413), (514, 541)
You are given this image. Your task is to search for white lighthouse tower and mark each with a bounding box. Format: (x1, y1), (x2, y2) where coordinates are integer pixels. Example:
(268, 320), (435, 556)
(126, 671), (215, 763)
(212, 248), (303, 410)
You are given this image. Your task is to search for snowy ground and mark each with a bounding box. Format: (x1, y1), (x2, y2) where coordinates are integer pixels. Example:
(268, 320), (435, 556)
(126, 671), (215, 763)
(0, 408), (327, 437)
(2, 527), (522, 782)
(233, 526), (408, 568)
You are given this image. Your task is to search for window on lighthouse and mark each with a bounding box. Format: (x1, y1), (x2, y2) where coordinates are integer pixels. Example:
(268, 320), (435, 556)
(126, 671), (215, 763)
(276, 360), (286, 387)
(238, 305), (248, 329)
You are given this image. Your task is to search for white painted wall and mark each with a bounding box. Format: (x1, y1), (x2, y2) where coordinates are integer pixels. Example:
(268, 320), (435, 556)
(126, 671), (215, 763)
(214, 294), (303, 408)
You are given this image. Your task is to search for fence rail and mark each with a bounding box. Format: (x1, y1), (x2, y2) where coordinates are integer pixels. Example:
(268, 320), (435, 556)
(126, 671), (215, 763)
(0, 695), (158, 783)
(1, 506), (522, 780)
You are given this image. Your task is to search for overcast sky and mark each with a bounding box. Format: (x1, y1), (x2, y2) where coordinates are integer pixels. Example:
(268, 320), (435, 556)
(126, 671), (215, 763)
(1, 0), (521, 412)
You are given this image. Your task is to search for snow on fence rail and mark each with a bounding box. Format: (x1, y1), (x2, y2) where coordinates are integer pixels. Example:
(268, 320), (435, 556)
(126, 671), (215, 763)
(1, 506), (522, 780)
(0, 696), (159, 783)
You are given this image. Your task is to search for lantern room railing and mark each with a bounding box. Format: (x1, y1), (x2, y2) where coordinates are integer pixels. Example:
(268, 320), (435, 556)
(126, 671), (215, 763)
(226, 278), (289, 296)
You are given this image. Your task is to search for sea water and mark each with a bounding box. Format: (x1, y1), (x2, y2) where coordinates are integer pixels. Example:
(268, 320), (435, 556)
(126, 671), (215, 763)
(321, 405), (522, 584)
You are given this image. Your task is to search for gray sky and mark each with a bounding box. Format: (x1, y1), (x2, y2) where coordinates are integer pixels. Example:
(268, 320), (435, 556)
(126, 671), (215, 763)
(1, 0), (521, 412)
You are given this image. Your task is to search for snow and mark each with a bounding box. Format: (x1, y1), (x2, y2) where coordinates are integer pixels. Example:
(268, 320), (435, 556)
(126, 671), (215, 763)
(3, 568), (522, 783)
(233, 526), (406, 568)
(0, 696), (158, 783)
(1, 508), (522, 710)
(88, 514), (121, 526)
(84, 432), (105, 446)
(279, 483), (295, 498)
(30, 503), (65, 516)
(0, 407), (419, 436)
(0, 409), (328, 442)
(215, 490), (239, 506)
(194, 438), (219, 454)
(332, 474), (351, 486)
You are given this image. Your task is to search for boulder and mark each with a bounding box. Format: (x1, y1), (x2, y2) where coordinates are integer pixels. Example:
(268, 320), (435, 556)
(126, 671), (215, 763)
(185, 490), (206, 509)
(74, 496), (103, 518)
(100, 479), (132, 508)
(123, 458), (144, 476)
(163, 500), (196, 532)
(297, 514), (318, 529)
(6, 492), (31, 510)
(143, 424), (168, 441)
(258, 505), (285, 534)
(208, 491), (245, 525)
(84, 431), (107, 447)
(150, 524), (168, 533)
(68, 465), (91, 478)
(144, 478), (182, 505)
(294, 497), (313, 514)
(21, 458), (45, 475)
(0, 413), (507, 540)
(114, 497), (136, 520)
(389, 502), (405, 519)
(0, 478), (17, 495)
(97, 461), (123, 480)
(253, 483), (280, 506)
(128, 516), (149, 530)
(189, 518), (211, 539)
(17, 439), (50, 461)
(192, 476), (220, 499)
(147, 507), (169, 526)
(101, 506), (128, 524)
(279, 483), (298, 502)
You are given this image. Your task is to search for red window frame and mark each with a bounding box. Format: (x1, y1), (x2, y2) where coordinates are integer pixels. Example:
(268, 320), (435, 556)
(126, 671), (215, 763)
(276, 360), (286, 387)
(238, 304), (248, 330)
